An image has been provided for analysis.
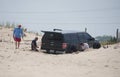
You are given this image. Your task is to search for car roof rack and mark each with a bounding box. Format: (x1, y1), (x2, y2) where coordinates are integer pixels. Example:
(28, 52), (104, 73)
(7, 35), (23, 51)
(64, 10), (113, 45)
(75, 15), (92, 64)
(53, 29), (62, 31)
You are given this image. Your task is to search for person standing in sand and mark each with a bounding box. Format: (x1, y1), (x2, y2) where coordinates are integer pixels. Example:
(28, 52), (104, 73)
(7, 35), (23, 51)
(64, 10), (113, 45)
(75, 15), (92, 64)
(13, 25), (23, 49)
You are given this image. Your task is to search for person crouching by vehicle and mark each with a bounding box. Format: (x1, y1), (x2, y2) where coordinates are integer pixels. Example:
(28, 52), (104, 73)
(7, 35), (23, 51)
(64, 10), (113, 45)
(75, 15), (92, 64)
(31, 37), (39, 51)
(80, 43), (89, 51)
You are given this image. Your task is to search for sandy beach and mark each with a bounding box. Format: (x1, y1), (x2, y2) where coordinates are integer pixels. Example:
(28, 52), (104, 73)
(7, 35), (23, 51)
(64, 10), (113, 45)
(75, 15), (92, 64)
(0, 27), (120, 77)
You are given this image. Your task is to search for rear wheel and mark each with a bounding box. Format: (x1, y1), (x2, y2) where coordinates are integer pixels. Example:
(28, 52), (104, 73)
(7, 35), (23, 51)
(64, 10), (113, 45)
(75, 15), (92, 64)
(71, 46), (77, 52)
(54, 50), (56, 54)
(65, 45), (77, 53)
(46, 49), (50, 53)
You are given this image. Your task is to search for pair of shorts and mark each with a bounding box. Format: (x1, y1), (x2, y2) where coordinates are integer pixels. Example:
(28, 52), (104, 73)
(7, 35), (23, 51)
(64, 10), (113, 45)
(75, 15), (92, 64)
(14, 37), (21, 42)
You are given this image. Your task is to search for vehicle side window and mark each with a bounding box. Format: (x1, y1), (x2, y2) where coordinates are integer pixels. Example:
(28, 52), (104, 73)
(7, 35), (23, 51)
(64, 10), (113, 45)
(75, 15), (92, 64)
(78, 33), (85, 42)
(64, 34), (71, 43)
(71, 34), (79, 43)
(64, 33), (78, 43)
(84, 33), (91, 40)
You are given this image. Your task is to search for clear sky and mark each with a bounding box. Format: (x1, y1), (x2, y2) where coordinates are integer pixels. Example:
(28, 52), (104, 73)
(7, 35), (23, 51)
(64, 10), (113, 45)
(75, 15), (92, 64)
(0, 0), (120, 37)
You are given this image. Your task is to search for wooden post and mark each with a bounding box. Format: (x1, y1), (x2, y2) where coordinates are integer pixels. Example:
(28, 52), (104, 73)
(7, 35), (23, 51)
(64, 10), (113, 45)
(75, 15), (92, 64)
(116, 29), (119, 42)
(85, 28), (87, 32)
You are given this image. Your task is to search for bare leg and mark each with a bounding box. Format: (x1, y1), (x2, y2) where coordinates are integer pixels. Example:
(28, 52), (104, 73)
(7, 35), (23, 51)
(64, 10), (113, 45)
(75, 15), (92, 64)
(18, 42), (20, 49)
(15, 41), (17, 49)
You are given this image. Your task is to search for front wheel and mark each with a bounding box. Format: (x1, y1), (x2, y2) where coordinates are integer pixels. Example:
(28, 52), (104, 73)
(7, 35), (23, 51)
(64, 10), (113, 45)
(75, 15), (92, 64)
(93, 43), (101, 49)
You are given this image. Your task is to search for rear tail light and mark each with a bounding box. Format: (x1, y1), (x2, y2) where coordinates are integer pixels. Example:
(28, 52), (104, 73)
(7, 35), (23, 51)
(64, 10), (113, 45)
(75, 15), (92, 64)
(62, 43), (67, 49)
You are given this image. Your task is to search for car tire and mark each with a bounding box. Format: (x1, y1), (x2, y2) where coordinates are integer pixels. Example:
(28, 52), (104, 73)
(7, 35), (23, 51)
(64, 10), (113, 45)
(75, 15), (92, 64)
(65, 45), (72, 53)
(93, 42), (101, 49)
(54, 50), (56, 54)
(71, 45), (77, 52)
(46, 49), (50, 53)
(65, 45), (77, 53)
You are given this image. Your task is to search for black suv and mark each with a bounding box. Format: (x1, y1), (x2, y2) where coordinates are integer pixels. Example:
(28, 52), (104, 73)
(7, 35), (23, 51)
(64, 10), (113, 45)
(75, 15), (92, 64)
(41, 29), (101, 53)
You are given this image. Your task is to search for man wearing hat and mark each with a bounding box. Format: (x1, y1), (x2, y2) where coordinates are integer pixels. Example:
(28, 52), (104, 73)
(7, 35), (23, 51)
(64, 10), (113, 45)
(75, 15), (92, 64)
(13, 25), (23, 49)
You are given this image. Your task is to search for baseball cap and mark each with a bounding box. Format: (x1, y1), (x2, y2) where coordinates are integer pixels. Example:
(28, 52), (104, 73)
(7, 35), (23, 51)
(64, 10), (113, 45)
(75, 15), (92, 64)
(18, 25), (21, 27)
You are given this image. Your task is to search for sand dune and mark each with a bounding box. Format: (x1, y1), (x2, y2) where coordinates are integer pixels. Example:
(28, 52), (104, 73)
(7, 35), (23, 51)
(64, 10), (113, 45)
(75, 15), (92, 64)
(0, 27), (120, 77)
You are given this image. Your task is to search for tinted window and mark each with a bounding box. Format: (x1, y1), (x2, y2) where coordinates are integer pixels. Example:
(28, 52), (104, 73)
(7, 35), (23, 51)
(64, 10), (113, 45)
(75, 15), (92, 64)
(71, 34), (79, 43)
(78, 32), (92, 42)
(84, 33), (91, 40)
(64, 33), (79, 44)
(78, 33), (85, 42)
(64, 34), (71, 42)
(43, 32), (63, 41)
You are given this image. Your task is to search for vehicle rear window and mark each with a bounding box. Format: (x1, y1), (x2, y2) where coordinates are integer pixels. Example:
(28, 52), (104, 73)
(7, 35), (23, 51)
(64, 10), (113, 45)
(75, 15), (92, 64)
(43, 32), (63, 41)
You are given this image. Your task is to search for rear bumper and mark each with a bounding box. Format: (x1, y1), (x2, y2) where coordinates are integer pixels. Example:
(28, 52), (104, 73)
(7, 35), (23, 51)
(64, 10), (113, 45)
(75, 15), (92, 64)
(41, 46), (65, 51)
